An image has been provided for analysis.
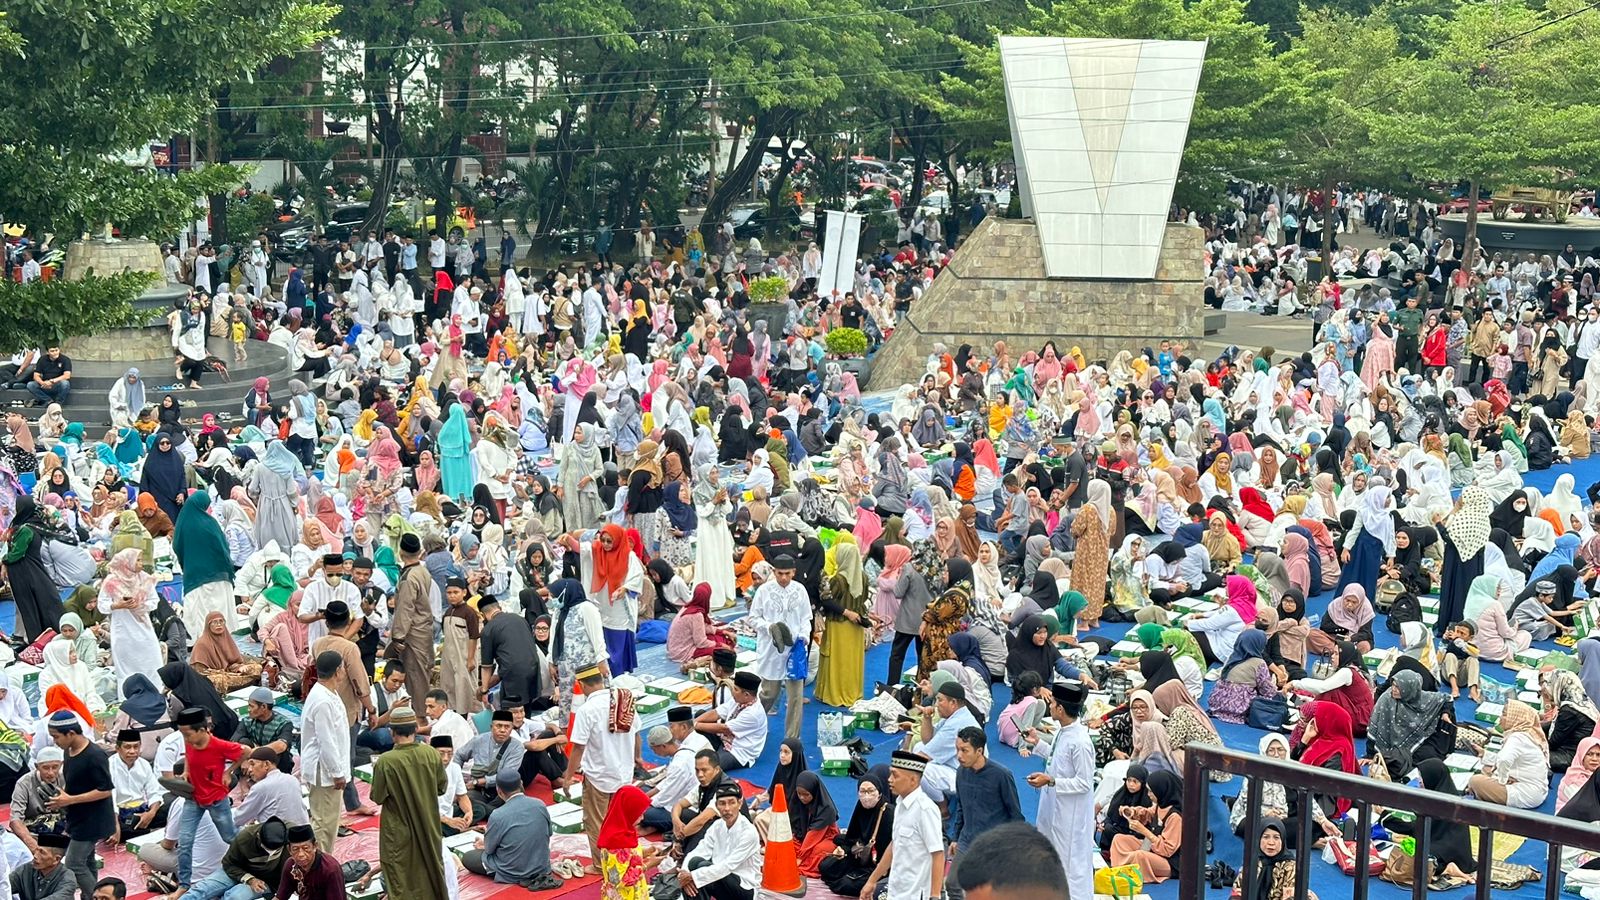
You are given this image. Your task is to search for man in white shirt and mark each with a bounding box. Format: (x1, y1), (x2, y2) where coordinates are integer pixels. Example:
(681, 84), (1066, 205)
(747, 555), (812, 740)
(1576, 304), (1600, 386)
(361, 231), (384, 270)
(110, 730), (165, 841)
(301, 650), (353, 853)
(233, 747), (309, 827)
(420, 689), (477, 753)
(679, 783), (760, 900)
(564, 665), (642, 876)
(666, 706), (710, 755)
(18, 251), (41, 283)
(692, 671), (766, 772)
(864, 751), (946, 900)
(162, 244), (183, 285)
(298, 555), (361, 648)
(638, 727), (698, 834)
(432, 735), (477, 833)
(154, 730), (186, 778)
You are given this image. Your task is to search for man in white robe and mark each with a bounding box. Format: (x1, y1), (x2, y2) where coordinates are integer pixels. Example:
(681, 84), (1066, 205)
(1028, 682), (1094, 900)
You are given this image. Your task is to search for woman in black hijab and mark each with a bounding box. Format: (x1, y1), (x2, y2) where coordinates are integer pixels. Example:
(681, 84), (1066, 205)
(718, 408), (752, 464)
(1387, 526), (1437, 595)
(1386, 759), (1476, 878)
(819, 768), (895, 896)
(138, 432), (189, 523)
(793, 537), (827, 607)
(158, 661), (240, 737)
(1239, 819), (1295, 900)
(1098, 763), (1153, 853)
(1490, 491), (1530, 536)
(1138, 650), (1182, 694)
(1005, 614), (1061, 704)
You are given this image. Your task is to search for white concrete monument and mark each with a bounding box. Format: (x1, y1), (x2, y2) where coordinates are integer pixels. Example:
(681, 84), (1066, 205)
(998, 36), (1206, 280)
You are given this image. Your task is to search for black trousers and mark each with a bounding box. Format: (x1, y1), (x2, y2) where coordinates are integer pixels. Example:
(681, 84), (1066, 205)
(886, 631), (921, 687)
(695, 873), (755, 900)
(518, 738), (569, 788)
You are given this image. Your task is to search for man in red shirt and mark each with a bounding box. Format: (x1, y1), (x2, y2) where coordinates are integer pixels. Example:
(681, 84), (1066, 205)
(175, 706), (244, 890)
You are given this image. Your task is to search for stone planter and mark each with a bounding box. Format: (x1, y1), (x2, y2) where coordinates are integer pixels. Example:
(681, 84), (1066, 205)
(744, 302), (789, 337)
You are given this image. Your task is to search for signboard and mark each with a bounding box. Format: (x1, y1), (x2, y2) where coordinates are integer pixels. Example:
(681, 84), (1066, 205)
(818, 210), (862, 301)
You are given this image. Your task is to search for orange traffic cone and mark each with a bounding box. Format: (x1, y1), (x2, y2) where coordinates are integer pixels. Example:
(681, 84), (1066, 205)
(761, 784), (808, 896)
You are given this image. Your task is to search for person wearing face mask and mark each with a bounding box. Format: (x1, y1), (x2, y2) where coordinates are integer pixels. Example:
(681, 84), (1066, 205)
(1575, 304), (1600, 388)
(819, 768), (897, 897)
(296, 554), (360, 649)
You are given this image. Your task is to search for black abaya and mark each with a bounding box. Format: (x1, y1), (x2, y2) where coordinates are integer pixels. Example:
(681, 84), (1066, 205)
(1435, 530), (1483, 637)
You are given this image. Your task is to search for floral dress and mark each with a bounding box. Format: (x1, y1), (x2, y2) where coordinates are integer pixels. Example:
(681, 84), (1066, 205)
(1071, 510), (1110, 626)
(1096, 709), (1134, 768)
(1206, 660), (1278, 724)
(654, 508), (696, 569)
(918, 584), (969, 678)
(600, 847), (650, 900)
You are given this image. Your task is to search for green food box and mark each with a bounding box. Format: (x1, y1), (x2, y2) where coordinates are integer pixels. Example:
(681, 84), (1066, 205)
(1514, 648), (1550, 668)
(1111, 640), (1143, 659)
(636, 694), (670, 715)
(852, 711), (880, 731)
(820, 746), (853, 775)
(550, 803), (586, 834)
(1475, 702), (1503, 724)
(355, 764), (374, 784)
(645, 677), (695, 698)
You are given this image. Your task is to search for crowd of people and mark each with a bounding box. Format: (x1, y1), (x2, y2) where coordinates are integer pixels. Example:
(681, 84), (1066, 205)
(1, 178), (1600, 900)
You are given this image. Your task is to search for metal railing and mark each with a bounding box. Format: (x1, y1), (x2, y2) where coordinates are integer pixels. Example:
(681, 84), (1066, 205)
(1177, 744), (1600, 900)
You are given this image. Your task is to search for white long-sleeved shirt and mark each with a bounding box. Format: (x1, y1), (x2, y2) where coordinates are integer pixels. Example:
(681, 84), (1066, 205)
(747, 580), (812, 682)
(300, 683), (351, 787)
(110, 755), (162, 807)
(686, 813), (762, 891)
(648, 747), (699, 810)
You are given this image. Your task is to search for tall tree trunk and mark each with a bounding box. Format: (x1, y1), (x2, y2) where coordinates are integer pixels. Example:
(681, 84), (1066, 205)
(764, 165), (792, 242)
(703, 110), (790, 231)
(364, 54), (404, 235)
(1463, 179), (1481, 275)
(1322, 172), (1337, 277)
(905, 108), (931, 209)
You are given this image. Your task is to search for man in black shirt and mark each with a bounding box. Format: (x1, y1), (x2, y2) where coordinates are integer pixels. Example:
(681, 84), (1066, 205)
(308, 236), (335, 293)
(28, 346), (70, 406)
(478, 596), (540, 708)
(947, 728), (1024, 900)
(1057, 440), (1087, 509)
(382, 230), (402, 282)
(838, 293), (865, 330)
(668, 750), (739, 855)
(48, 710), (114, 897)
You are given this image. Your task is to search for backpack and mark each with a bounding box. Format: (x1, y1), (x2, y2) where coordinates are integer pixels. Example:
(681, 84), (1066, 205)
(1386, 592), (1421, 634)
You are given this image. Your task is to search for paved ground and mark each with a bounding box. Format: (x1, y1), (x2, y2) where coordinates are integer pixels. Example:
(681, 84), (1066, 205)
(1195, 310), (1317, 358)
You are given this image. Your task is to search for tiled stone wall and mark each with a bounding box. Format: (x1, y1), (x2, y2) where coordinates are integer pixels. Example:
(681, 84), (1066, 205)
(866, 217), (1204, 389)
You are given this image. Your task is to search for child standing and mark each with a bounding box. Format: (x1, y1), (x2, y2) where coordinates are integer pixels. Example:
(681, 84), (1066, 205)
(230, 309), (248, 363)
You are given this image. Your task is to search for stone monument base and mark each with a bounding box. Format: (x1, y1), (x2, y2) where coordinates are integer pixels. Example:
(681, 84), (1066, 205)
(866, 218), (1205, 389)
(58, 237), (188, 360)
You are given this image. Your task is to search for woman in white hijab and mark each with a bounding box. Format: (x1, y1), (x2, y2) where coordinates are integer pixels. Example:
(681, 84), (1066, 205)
(0, 672), (35, 736)
(1548, 473), (1586, 533)
(38, 639), (106, 713)
(1476, 450), (1525, 505)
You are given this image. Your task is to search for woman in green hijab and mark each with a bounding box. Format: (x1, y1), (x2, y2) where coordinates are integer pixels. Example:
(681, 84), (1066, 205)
(171, 489), (240, 637)
(1136, 621), (1206, 671)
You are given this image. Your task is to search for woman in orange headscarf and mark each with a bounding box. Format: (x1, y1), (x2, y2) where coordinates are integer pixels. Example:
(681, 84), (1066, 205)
(135, 492), (173, 538)
(562, 523), (645, 675)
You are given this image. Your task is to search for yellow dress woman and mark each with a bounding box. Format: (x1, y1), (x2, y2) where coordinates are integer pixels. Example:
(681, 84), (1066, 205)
(816, 540), (870, 707)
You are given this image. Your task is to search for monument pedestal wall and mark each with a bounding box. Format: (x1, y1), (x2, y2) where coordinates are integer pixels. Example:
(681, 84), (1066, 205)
(867, 218), (1205, 389)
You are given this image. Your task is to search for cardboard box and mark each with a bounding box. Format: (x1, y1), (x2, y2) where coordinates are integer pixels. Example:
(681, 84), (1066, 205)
(555, 781), (584, 804)
(350, 876), (384, 899)
(443, 831), (478, 857)
(645, 677), (695, 698)
(852, 711), (880, 732)
(1443, 752), (1481, 773)
(5, 663), (38, 688)
(1475, 702), (1503, 724)
(636, 694), (670, 715)
(126, 832), (163, 858)
(550, 803), (585, 834)
(1451, 771), (1475, 792)
(1111, 640), (1143, 659)
(355, 764), (374, 784)
(1517, 690), (1542, 709)
(1513, 648), (1549, 668)
(902, 666), (918, 684)
(735, 650), (758, 670)
(229, 687), (286, 706)
(821, 746), (853, 776)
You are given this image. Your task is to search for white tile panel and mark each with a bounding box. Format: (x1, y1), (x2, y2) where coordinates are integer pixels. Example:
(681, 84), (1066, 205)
(999, 36), (1206, 279)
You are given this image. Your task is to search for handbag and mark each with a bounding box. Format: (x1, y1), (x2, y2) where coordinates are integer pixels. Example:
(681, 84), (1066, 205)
(1246, 696), (1289, 730)
(18, 629), (56, 666)
(1327, 838), (1385, 876)
(1093, 864), (1144, 898)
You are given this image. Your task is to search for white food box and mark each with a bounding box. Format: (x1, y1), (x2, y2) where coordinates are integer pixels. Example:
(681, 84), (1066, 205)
(1443, 752), (1480, 772)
